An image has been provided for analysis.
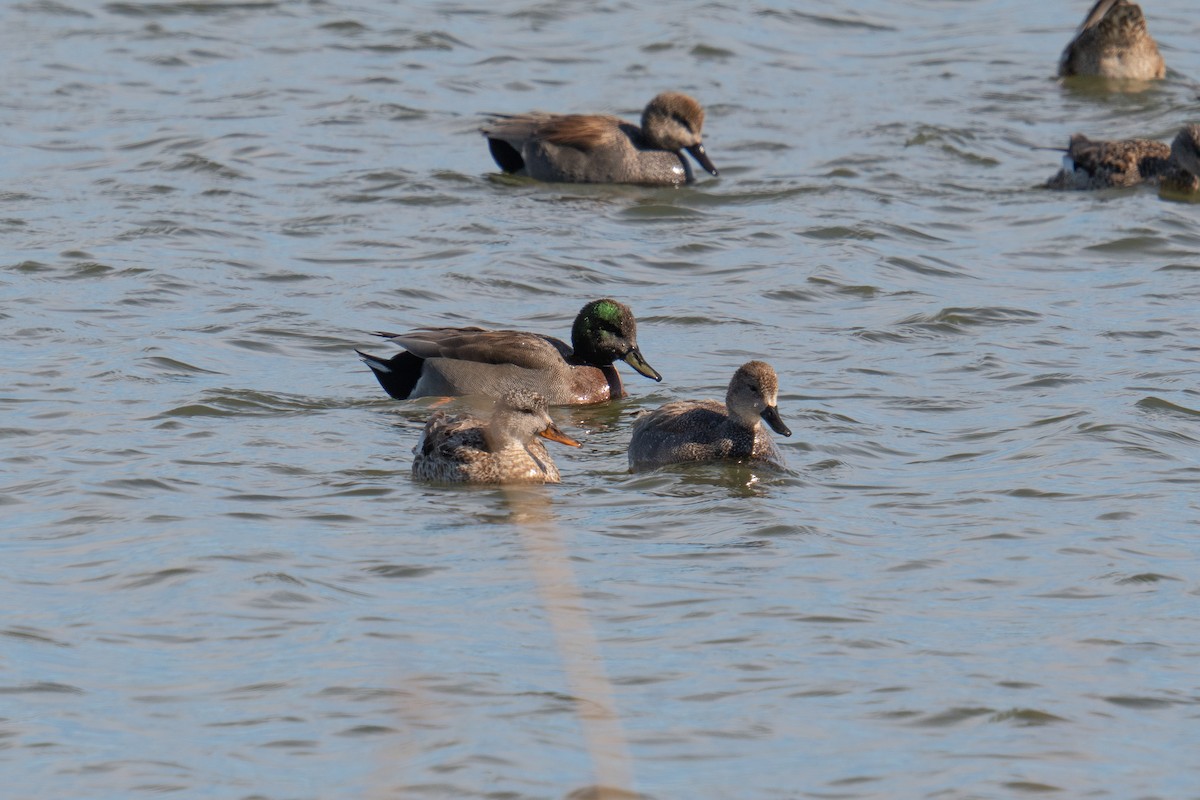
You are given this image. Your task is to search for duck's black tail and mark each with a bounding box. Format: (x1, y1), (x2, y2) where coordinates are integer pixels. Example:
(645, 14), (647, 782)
(355, 349), (423, 400)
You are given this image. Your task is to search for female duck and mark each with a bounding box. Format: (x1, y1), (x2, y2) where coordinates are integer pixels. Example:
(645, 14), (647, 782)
(1058, 0), (1165, 81)
(357, 298), (662, 406)
(628, 361), (792, 472)
(1045, 131), (1171, 190)
(482, 92), (719, 185)
(1161, 124), (1200, 195)
(1045, 125), (1200, 192)
(412, 390), (580, 484)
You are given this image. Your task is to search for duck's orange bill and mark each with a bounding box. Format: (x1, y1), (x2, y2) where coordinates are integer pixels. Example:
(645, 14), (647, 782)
(539, 423), (581, 448)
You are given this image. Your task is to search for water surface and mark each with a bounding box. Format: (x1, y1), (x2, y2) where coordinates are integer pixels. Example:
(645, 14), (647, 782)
(3, 1), (1200, 798)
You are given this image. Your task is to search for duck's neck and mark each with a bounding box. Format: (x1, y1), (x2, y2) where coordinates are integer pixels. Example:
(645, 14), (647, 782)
(601, 364), (625, 399)
(728, 410), (762, 434)
(484, 418), (522, 453)
(728, 417), (762, 456)
(564, 358), (625, 401)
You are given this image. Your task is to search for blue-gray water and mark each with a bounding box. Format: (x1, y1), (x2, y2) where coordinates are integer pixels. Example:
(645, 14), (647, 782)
(3, 1), (1200, 798)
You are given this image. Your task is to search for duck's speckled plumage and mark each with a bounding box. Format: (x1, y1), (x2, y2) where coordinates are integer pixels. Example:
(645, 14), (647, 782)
(412, 390), (580, 484)
(1045, 132), (1172, 190)
(1059, 0), (1165, 81)
(482, 92), (718, 186)
(1046, 125), (1200, 192)
(628, 361), (792, 472)
(357, 299), (662, 406)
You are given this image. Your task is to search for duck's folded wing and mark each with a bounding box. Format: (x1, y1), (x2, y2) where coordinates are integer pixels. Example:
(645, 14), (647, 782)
(482, 113), (554, 144)
(384, 328), (570, 369)
(484, 113), (622, 152)
(537, 115), (623, 151)
(426, 415), (488, 457)
(636, 401), (726, 436)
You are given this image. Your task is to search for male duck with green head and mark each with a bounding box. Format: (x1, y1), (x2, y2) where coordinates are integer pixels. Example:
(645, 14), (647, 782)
(357, 298), (662, 406)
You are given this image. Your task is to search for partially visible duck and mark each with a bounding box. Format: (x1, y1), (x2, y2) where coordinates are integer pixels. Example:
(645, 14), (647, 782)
(412, 390), (580, 484)
(1059, 0), (1165, 81)
(1161, 124), (1200, 195)
(482, 92), (719, 185)
(1045, 132), (1171, 190)
(357, 299), (662, 406)
(628, 361), (791, 472)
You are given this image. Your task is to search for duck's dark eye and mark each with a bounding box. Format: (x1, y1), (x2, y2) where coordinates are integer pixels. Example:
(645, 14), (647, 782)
(671, 113), (694, 133)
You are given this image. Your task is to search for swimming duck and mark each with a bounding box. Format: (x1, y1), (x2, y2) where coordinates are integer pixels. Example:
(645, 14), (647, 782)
(1059, 0), (1165, 81)
(1045, 125), (1200, 191)
(482, 92), (719, 185)
(357, 298), (662, 405)
(1161, 124), (1200, 194)
(628, 361), (792, 472)
(1044, 132), (1171, 190)
(412, 390), (581, 484)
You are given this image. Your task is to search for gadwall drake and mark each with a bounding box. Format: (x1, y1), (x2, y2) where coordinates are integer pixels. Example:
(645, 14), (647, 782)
(482, 92), (719, 185)
(357, 299), (662, 405)
(1059, 0), (1165, 80)
(412, 390), (581, 484)
(1045, 132), (1171, 189)
(628, 361), (792, 472)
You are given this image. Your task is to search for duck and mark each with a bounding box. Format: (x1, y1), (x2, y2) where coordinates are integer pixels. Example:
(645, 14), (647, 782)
(482, 92), (719, 185)
(412, 390), (581, 484)
(1045, 125), (1200, 191)
(628, 361), (792, 472)
(1160, 124), (1200, 195)
(1044, 131), (1171, 190)
(356, 298), (662, 405)
(1058, 0), (1165, 81)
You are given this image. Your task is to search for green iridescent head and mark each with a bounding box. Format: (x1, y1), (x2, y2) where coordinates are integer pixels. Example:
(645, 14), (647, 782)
(570, 298), (662, 382)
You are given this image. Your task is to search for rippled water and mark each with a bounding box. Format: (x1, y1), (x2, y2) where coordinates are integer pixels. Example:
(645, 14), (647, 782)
(4, 0), (1200, 798)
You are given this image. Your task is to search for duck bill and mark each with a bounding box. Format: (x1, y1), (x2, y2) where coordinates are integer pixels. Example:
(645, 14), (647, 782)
(538, 422), (581, 448)
(623, 347), (663, 382)
(761, 405), (792, 437)
(685, 143), (719, 176)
